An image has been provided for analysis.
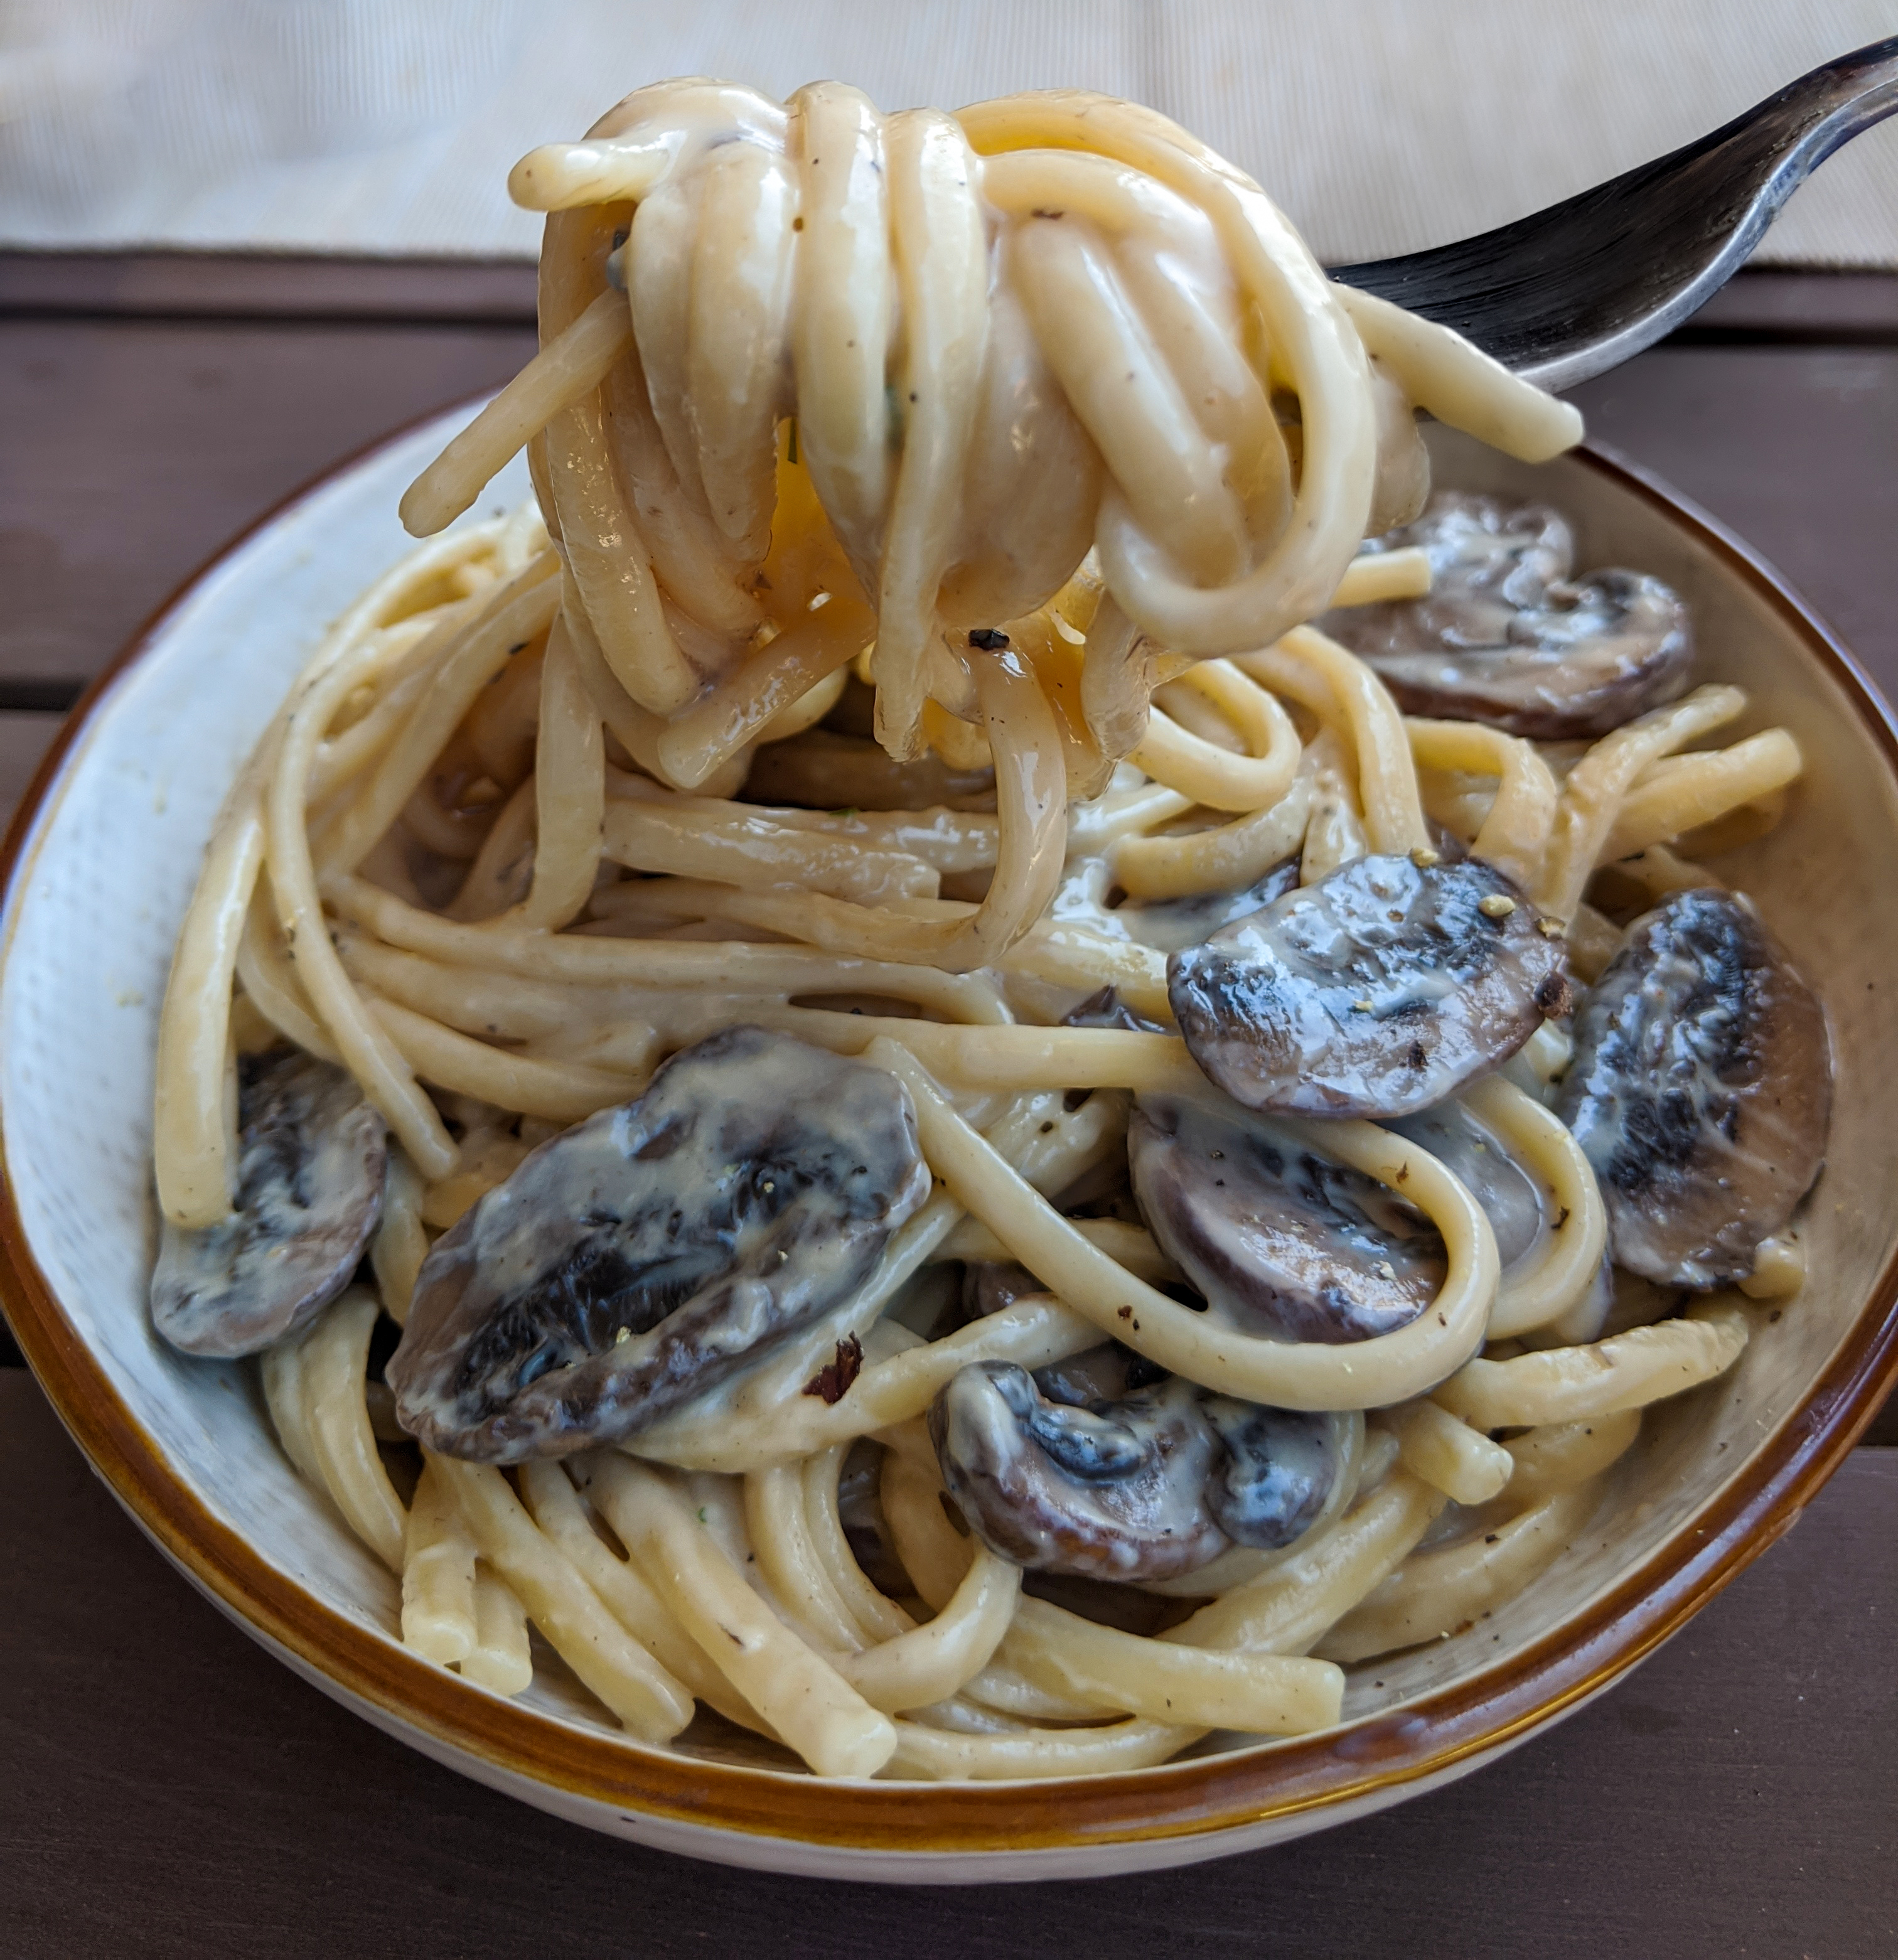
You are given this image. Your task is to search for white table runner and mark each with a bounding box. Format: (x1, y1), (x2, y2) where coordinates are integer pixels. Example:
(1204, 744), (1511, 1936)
(3, 0), (1894, 267)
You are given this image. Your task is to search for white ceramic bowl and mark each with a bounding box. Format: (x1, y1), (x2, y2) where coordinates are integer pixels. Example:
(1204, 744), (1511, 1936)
(3, 411), (1895, 1882)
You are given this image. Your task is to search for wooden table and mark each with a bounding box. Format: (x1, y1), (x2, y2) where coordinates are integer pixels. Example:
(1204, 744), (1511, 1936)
(1, 254), (1894, 1955)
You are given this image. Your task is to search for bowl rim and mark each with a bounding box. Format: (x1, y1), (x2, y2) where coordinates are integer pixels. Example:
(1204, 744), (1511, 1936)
(3, 412), (1896, 1858)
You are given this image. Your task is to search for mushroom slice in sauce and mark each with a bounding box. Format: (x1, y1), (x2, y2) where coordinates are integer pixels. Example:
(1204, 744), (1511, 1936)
(151, 1051), (387, 1359)
(931, 1364), (1227, 1582)
(1386, 1098), (1543, 1270)
(838, 1437), (914, 1599)
(1167, 853), (1571, 1120)
(930, 1359), (1356, 1581)
(1128, 1091), (1445, 1343)
(1031, 1341), (1167, 1409)
(387, 1027), (929, 1460)
(1321, 491), (1692, 739)
(962, 1260), (1046, 1320)
(1555, 888), (1831, 1287)
(1201, 1400), (1356, 1550)
(1059, 986), (1170, 1034)
(1327, 491), (1575, 647)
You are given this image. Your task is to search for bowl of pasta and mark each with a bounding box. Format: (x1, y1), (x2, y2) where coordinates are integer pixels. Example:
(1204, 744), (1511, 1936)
(3, 80), (1897, 1884)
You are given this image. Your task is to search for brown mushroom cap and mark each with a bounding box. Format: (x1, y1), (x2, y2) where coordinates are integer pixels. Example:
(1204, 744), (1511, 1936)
(1030, 1341), (1167, 1410)
(932, 1364), (1228, 1582)
(1388, 1096), (1543, 1270)
(961, 1260), (1048, 1322)
(929, 1360), (1356, 1582)
(1556, 888), (1832, 1287)
(387, 1027), (929, 1460)
(1167, 852), (1570, 1120)
(1331, 490), (1574, 646)
(1321, 491), (1692, 739)
(1201, 1399), (1356, 1550)
(150, 1051), (387, 1359)
(1129, 1090), (1445, 1343)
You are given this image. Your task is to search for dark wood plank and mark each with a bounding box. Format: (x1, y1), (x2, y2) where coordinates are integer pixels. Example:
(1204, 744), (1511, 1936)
(0, 250), (540, 324)
(0, 316), (535, 687)
(0, 1373), (1889, 1957)
(6, 265), (1895, 703)
(1674, 269), (1898, 342)
(0, 709), (60, 1366)
(6, 254), (1895, 341)
(0, 713), (56, 1366)
(0, 711), (63, 827)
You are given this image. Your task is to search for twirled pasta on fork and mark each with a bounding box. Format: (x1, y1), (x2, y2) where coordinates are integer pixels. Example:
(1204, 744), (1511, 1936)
(147, 79), (1830, 1782)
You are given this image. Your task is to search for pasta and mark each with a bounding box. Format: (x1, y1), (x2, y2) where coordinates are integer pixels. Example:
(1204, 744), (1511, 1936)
(146, 78), (1828, 1783)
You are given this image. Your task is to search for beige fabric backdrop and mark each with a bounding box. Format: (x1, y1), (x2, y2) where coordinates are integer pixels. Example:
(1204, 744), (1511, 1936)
(2, 0), (1894, 265)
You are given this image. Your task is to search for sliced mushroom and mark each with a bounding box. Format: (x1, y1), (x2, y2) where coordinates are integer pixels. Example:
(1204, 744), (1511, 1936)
(1334, 490), (1574, 639)
(1059, 986), (1170, 1033)
(930, 1360), (1354, 1582)
(962, 1260), (1044, 1320)
(1321, 491), (1692, 739)
(1555, 888), (1831, 1287)
(1387, 1098), (1543, 1270)
(151, 1051), (387, 1359)
(1129, 1090), (1445, 1343)
(1031, 1340), (1167, 1409)
(387, 1027), (930, 1460)
(930, 1363), (1226, 1582)
(1167, 852), (1571, 1119)
(1201, 1400), (1356, 1551)
(837, 1437), (914, 1598)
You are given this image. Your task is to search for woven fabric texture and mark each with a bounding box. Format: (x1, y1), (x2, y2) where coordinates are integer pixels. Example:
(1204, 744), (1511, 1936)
(1, 0), (1894, 265)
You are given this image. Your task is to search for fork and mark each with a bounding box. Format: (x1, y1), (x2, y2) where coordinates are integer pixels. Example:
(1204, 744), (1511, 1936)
(1331, 36), (1898, 391)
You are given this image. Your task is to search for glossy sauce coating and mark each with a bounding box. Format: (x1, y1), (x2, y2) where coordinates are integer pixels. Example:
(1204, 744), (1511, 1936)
(930, 1359), (1354, 1582)
(1167, 852), (1570, 1119)
(1388, 1096), (1543, 1270)
(389, 1028), (929, 1459)
(1323, 491), (1692, 739)
(933, 1363), (1230, 1582)
(1557, 889), (1831, 1287)
(1129, 1091), (1445, 1343)
(151, 1052), (387, 1358)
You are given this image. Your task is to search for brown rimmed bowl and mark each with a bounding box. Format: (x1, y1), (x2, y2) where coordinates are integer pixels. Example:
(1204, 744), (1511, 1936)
(1, 412), (1894, 1882)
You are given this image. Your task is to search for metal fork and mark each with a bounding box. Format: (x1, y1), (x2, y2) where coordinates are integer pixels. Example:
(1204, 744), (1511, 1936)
(1331, 36), (1898, 392)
